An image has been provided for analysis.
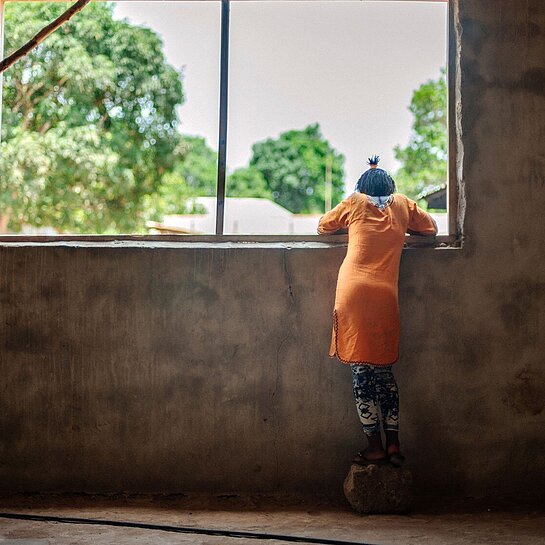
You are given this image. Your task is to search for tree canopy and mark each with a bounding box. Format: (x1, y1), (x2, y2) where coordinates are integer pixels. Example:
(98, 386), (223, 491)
(1, 1), (450, 231)
(1, 2), (183, 232)
(151, 124), (345, 214)
(149, 135), (217, 216)
(394, 68), (447, 200)
(249, 124), (345, 214)
(1, 4), (346, 232)
(227, 166), (272, 199)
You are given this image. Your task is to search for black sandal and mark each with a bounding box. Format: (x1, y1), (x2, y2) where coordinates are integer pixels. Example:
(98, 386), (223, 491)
(353, 451), (388, 466)
(388, 452), (406, 467)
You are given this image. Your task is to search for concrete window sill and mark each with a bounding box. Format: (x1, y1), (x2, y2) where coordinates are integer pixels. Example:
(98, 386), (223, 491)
(0, 234), (461, 249)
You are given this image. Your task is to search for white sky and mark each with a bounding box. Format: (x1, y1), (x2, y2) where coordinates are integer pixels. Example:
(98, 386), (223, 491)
(113, 1), (447, 195)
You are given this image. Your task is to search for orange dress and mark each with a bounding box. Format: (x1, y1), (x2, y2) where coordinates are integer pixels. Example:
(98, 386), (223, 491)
(317, 192), (437, 366)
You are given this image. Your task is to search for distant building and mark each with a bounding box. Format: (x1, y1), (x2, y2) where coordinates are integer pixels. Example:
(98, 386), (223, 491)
(147, 197), (323, 235)
(418, 183), (447, 210)
(148, 196), (448, 235)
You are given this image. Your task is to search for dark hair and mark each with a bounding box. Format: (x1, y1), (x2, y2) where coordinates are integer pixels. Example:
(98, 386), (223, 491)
(355, 155), (396, 196)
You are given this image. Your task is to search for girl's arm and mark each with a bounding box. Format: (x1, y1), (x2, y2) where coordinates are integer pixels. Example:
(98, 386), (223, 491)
(406, 197), (438, 236)
(317, 196), (352, 235)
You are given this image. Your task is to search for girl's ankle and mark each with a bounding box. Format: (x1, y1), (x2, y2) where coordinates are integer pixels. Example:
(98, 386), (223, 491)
(386, 443), (401, 455)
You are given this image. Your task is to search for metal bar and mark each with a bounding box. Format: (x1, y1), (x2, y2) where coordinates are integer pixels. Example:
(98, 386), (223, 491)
(0, 0), (5, 143)
(215, 0), (230, 235)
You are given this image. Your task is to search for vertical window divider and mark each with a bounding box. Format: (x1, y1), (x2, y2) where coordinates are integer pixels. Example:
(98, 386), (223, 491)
(0, 0), (5, 143)
(447, 0), (458, 238)
(215, 0), (230, 235)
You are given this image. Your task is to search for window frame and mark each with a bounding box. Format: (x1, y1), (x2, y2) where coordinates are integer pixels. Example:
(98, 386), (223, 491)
(0, 0), (460, 248)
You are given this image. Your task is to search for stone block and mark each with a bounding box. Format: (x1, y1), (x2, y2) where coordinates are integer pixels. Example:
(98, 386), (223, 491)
(343, 463), (413, 514)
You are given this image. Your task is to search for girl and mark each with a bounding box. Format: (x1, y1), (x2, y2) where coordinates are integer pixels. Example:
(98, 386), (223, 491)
(317, 156), (437, 466)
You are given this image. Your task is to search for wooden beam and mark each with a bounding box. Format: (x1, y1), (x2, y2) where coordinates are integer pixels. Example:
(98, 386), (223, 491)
(0, 0), (91, 74)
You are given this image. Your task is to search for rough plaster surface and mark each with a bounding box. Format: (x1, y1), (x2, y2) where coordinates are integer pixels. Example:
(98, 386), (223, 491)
(1, 0), (545, 498)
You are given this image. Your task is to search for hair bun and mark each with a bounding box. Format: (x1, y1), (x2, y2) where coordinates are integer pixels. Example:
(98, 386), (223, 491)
(367, 155), (380, 169)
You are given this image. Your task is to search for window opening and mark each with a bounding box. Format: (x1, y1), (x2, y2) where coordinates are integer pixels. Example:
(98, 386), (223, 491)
(0, 0), (454, 242)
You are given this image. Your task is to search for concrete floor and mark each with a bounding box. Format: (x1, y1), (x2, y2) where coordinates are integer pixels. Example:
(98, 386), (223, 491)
(0, 495), (544, 545)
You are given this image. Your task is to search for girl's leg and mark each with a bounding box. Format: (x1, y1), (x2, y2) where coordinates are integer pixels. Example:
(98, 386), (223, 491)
(351, 364), (386, 460)
(375, 365), (401, 455)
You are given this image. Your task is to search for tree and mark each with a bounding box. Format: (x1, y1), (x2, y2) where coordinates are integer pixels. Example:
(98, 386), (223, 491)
(227, 166), (272, 199)
(148, 135), (217, 216)
(173, 135), (218, 197)
(1, 2), (183, 233)
(249, 123), (345, 214)
(153, 136), (274, 215)
(394, 68), (447, 200)
(0, 0), (91, 74)
(149, 134), (278, 217)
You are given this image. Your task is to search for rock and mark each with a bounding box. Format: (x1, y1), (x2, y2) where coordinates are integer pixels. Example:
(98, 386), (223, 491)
(343, 463), (413, 514)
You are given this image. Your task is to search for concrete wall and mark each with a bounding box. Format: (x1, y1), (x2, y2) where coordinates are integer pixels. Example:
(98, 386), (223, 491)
(1, 0), (545, 498)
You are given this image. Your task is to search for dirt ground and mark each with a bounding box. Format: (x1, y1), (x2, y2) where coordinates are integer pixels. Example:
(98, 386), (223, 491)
(0, 494), (544, 545)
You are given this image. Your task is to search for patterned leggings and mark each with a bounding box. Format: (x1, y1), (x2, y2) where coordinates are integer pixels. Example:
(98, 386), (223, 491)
(351, 364), (399, 436)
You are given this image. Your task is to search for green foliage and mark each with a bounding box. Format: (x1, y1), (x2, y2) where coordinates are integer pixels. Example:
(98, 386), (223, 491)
(1, 125), (140, 232)
(148, 135), (216, 216)
(227, 166), (272, 199)
(394, 68), (447, 200)
(0, 4), (346, 231)
(249, 123), (345, 214)
(1, 2), (183, 233)
(173, 135), (217, 196)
